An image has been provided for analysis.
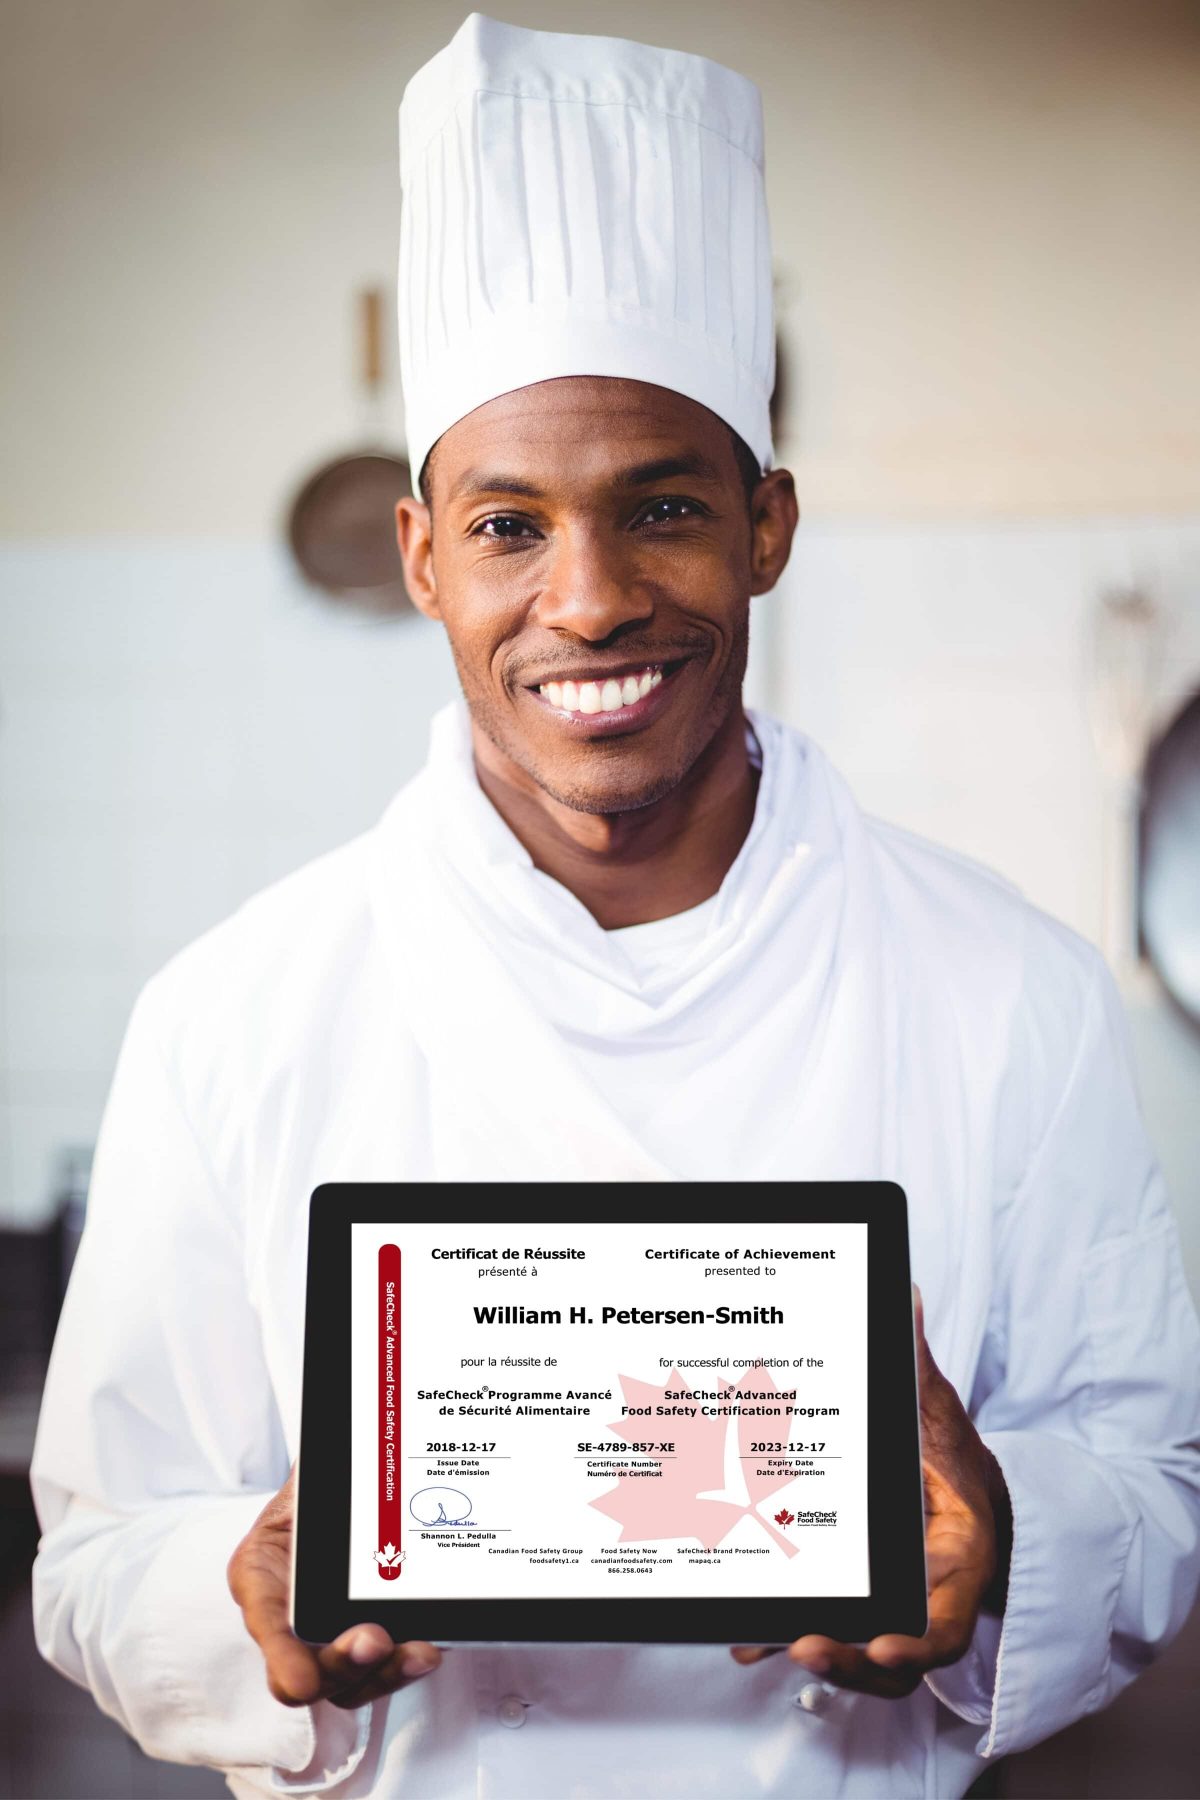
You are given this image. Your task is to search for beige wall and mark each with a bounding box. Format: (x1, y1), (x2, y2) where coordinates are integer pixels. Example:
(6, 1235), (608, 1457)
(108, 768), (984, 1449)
(2, 0), (1198, 536)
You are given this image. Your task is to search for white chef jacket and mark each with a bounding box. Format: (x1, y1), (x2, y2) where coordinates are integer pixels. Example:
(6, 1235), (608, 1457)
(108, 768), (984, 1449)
(30, 703), (1200, 1800)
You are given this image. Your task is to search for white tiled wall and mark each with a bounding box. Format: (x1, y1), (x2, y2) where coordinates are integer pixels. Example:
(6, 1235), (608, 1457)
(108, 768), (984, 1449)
(766, 516), (1200, 941)
(0, 545), (458, 1222)
(1, 520), (1198, 1227)
(765, 514), (1200, 1288)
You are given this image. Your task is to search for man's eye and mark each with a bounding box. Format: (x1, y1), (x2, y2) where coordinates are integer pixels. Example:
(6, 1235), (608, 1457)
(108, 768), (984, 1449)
(637, 496), (703, 527)
(475, 515), (536, 539)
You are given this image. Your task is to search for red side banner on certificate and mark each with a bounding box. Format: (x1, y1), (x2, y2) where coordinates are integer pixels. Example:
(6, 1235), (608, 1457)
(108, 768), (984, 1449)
(376, 1245), (403, 1579)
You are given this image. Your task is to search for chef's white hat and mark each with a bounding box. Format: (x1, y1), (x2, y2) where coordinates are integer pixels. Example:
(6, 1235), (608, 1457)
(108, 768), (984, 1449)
(398, 12), (775, 485)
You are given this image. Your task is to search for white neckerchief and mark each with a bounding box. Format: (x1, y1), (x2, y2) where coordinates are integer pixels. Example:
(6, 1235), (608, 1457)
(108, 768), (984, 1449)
(368, 702), (896, 1183)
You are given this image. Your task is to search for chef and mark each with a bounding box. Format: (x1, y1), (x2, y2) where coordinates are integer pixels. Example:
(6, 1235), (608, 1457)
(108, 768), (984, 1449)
(31, 13), (1200, 1800)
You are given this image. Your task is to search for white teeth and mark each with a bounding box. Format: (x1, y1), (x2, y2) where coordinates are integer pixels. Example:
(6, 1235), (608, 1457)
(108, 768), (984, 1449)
(537, 665), (665, 713)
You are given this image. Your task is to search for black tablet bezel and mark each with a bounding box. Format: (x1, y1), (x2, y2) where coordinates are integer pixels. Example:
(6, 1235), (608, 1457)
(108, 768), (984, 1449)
(293, 1181), (927, 1646)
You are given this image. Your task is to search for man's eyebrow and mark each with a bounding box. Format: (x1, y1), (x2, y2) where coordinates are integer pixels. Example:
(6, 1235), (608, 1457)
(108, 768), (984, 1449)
(447, 451), (724, 504)
(448, 470), (548, 503)
(616, 452), (724, 488)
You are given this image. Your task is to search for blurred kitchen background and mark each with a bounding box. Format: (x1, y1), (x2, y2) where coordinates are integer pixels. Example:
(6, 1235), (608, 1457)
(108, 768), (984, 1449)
(1, 1), (1198, 1796)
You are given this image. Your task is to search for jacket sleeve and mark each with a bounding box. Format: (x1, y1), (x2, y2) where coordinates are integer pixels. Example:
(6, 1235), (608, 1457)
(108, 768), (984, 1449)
(927, 949), (1200, 1756)
(30, 979), (370, 1792)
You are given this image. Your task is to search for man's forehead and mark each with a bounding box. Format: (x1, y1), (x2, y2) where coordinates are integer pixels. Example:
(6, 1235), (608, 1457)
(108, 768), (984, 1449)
(433, 378), (734, 501)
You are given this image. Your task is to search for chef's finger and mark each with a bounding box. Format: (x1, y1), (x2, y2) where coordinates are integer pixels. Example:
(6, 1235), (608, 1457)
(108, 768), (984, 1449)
(312, 1625), (398, 1698)
(730, 1645), (784, 1665)
(785, 1633), (841, 1673)
(867, 1567), (980, 1674)
(912, 1284), (952, 1398)
(824, 1570), (981, 1697)
(787, 1636), (921, 1697)
(232, 1561), (327, 1708)
(787, 1636), (893, 1685)
(328, 1641), (442, 1708)
(257, 1626), (328, 1706)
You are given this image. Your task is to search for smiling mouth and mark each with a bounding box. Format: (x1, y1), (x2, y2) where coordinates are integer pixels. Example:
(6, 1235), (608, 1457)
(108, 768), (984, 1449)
(531, 663), (677, 716)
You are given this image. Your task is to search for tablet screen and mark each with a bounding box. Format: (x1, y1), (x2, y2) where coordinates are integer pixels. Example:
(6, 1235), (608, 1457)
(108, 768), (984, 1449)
(346, 1219), (871, 1603)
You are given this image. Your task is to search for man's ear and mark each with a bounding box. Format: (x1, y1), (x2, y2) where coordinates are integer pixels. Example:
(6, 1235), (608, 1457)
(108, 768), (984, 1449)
(748, 468), (799, 597)
(396, 496), (440, 620)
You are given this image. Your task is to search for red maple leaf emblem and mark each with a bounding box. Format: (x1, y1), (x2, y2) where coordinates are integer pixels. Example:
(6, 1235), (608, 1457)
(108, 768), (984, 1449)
(774, 1508), (795, 1527)
(590, 1365), (801, 1557)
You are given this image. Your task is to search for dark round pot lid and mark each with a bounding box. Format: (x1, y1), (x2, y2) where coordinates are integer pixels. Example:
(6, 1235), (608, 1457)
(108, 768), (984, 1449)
(1140, 692), (1200, 1027)
(288, 451), (413, 614)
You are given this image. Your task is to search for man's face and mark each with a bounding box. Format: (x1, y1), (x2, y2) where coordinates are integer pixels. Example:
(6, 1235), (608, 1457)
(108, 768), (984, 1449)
(397, 377), (795, 815)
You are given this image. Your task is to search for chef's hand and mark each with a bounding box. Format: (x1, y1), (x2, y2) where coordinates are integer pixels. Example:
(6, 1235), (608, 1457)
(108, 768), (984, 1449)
(731, 1286), (1012, 1698)
(228, 1466), (441, 1709)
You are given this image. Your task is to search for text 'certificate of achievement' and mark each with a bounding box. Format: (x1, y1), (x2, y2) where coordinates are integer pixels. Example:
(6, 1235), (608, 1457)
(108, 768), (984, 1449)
(294, 1184), (926, 1646)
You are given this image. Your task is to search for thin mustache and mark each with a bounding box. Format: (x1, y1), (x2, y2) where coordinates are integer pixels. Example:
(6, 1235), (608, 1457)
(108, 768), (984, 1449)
(508, 641), (708, 683)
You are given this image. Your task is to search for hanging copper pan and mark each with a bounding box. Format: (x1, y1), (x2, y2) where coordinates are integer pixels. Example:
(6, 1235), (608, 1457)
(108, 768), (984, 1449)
(287, 289), (413, 616)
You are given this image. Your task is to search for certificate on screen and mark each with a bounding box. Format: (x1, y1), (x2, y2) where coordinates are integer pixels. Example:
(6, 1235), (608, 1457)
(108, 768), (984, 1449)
(293, 1184), (926, 1646)
(349, 1221), (868, 1601)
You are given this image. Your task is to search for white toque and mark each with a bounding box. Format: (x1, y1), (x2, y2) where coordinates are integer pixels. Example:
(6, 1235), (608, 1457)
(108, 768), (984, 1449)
(398, 12), (775, 484)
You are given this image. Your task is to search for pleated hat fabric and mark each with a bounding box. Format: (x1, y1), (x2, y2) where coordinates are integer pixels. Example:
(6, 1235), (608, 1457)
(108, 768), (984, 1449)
(398, 12), (775, 483)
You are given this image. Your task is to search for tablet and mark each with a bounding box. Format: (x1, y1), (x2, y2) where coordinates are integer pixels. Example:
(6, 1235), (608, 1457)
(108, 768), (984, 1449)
(293, 1182), (927, 1646)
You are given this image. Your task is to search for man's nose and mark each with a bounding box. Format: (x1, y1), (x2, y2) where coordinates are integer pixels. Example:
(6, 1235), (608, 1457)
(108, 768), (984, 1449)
(534, 529), (654, 641)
